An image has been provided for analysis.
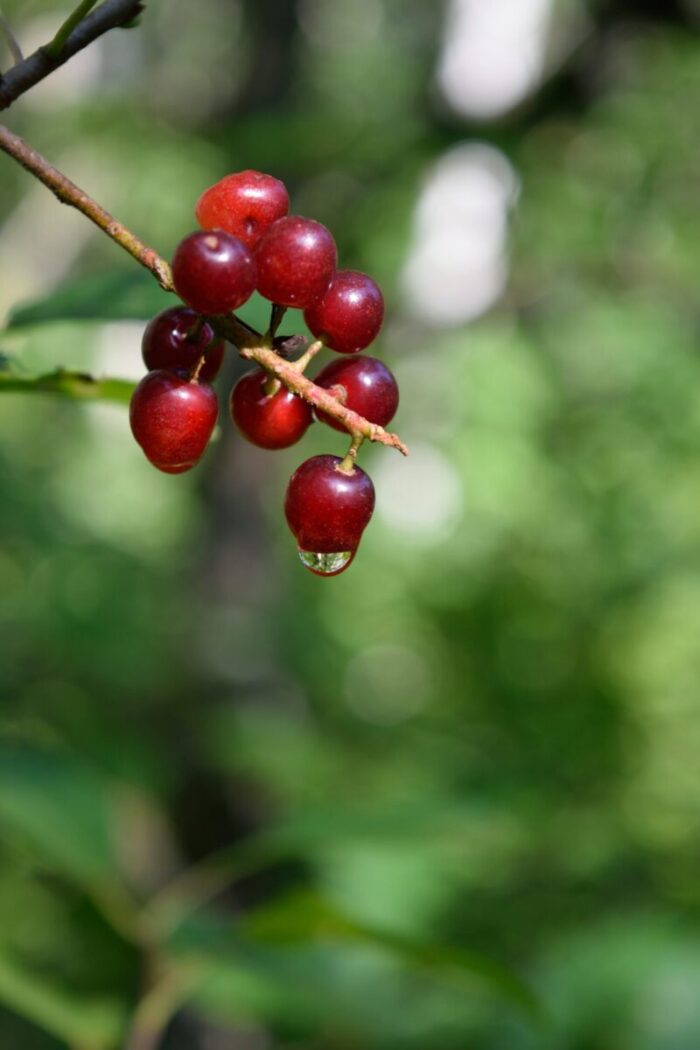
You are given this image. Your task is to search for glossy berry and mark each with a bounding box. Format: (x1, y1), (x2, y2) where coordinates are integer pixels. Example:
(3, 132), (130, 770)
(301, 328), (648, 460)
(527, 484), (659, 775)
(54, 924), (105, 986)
(255, 216), (337, 308)
(304, 270), (384, 354)
(285, 454), (375, 565)
(172, 231), (256, 315)
(230, 369), (312, 450)
(313, 355), (398, 433)
(142, 307), (224, 382)
(196, 170), (289, 250)
(130, 370), (218, 473)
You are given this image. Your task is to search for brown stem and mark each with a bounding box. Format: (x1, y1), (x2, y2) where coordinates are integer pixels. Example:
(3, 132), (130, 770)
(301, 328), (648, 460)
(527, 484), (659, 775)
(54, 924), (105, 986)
(0, 122), (173, 289)
(123, 957), (202, 1050)
(0, 0), (143, 110)
(242, 345), (409, 455)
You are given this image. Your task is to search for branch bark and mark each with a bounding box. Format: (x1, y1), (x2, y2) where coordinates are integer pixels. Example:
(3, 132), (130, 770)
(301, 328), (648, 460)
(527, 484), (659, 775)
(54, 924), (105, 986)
(0, 0), (143, 110)
(0, 122), (173, 289)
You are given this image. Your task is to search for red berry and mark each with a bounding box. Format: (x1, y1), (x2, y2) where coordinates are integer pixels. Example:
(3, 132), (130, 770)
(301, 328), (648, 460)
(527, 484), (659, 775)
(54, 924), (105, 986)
(230, 369), (312, 449)
(313, 355), (398, 433)
(130, 370), (218, 473)
(284, 454), (375, 575)
(142, 307), (224, 382)
(255, 216), (337, 308)
(195, 170), (289, 250)
(172, 231), (256, 315)
(304, 270), (384, 354)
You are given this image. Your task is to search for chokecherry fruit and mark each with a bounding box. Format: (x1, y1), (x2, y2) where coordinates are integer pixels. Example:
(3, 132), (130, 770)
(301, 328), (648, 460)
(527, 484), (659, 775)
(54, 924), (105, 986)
(304, 269), (384, 354)
(284, 454), (375, 575)
(130, 370), (218, 474)
(195, 170), (289, 250)
(230, 369), (313, 449)
(142, 306), (224, 382)
(172, 230), (256, 316)
(255, 216), (337, 308)
(313, 355), (398, 433)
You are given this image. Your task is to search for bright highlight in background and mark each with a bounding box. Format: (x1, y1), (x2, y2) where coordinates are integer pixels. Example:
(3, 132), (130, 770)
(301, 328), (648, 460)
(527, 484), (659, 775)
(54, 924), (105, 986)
(437, 0), (553, 119)
(374, 442), (463, 540)
(401, 143), (519, 326)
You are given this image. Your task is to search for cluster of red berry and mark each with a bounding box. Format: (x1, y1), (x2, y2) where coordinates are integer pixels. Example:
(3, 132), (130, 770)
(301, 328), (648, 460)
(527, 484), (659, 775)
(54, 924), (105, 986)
(129, 170), (399, 576)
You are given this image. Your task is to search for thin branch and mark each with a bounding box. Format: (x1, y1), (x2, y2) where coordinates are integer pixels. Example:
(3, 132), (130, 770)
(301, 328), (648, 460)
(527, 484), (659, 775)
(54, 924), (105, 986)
(0, 0), (143, 111)
(0, 11), (23, 65)
(123, 960), (203, 1050)
(0, 123), (173, 289)
(242, 345), (409, 455)
(0, 368), (135, 403)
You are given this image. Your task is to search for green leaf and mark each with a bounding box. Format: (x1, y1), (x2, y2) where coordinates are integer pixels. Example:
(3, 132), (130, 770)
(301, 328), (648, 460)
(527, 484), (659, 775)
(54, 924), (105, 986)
(0, 368), (135, 404)
(243, 888), (544, 1021)
(5, 270), (172, 329)
(0, 744), (118, 885)
(166, 890), (544, 1034)
(0, 945), (126, 1048)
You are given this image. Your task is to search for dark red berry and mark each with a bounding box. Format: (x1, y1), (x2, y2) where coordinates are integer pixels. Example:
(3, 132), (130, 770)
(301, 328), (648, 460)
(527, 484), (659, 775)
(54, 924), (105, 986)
(230, 369), (312, 449)
(142, 307), (224, 382)
(255, 216), (337, 308)
(313, 355), (398, 433)
(130, 370), (218, 473)
(285, 454), (375, 572)
(304, 270), (384, 354)
(172, 231), (256, 315)
(195, 170), (289, 250)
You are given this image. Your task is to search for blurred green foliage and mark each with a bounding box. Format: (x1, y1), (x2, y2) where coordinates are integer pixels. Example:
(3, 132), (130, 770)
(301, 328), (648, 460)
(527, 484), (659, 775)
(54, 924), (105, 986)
(1, 1), (700, 1048)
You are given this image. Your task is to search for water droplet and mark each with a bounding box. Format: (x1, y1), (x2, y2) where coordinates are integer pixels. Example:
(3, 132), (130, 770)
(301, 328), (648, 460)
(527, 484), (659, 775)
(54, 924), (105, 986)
(298, 549), (355, 576)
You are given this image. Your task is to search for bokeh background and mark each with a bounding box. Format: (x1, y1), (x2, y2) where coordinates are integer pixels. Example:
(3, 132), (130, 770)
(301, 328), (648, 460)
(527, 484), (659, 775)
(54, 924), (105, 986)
(1, 0), (700, 1047)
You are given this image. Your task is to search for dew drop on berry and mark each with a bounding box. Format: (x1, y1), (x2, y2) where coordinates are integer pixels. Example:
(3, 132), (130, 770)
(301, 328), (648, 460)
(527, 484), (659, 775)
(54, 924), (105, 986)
(297, 549), (355, 576)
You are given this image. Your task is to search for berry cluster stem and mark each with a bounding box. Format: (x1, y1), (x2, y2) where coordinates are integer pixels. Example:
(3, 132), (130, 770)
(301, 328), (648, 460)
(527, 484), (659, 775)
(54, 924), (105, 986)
(242, 344), (409, 455)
